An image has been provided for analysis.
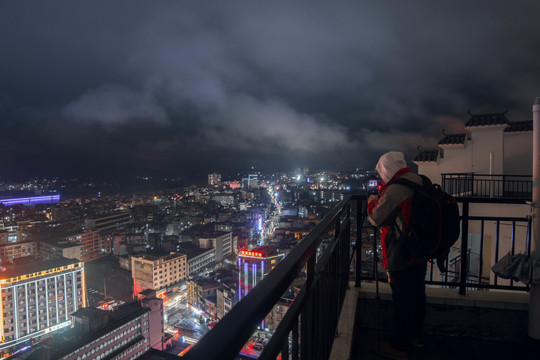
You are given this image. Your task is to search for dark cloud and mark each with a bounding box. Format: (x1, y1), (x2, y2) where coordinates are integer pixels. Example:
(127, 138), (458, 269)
(1, 1), (540, 180)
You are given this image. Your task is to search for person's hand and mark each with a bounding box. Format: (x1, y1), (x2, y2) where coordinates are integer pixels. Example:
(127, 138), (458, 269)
(367, 194), (379, 215)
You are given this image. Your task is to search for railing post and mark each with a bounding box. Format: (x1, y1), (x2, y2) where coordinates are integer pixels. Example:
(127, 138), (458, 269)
(356, 199), (364, 287)
(459, 200), (469, 295)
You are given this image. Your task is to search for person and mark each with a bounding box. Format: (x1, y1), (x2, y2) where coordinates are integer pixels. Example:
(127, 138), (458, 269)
(367, 151), (427, 360)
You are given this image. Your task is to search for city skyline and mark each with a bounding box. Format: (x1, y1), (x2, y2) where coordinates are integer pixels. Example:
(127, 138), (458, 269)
(2, 1), (540, 180)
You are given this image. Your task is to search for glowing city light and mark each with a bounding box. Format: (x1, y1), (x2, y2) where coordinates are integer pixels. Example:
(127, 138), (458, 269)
(239, 250), (263, 258)
(0, 195), (60, 206)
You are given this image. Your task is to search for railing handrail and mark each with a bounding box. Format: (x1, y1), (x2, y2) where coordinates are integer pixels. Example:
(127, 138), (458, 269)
(442, 173), (532, 178)
(182, 195), (360, 360)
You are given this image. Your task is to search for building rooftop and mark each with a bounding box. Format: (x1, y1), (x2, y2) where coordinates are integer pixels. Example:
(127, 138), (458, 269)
(465, 110), (509, 127)
(177, 243), (213, 259)
(0, 257), (81, 280)
(42, 301), (150, 359)
(40, 238), (81, 249)
(413, 149), (438, 163)
(505, 119), (533, 132)
(132, 252), (186, 262)
(438, 133), (466, 145)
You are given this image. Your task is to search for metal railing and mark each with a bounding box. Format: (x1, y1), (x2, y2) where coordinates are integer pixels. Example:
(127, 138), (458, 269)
(360, 197), (532, 294)
(181, 195), (365, 360)
(442, 173), (532, 199)
(180, 194), (531, 359)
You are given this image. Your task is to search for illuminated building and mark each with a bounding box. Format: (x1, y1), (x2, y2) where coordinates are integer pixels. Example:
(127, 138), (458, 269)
(131, 253), (188, 296)
(237, 247), (285, 300)
(0, 258), (86, 355)
(0, 195), (60, 207)
(208, 173), (221, 186)
(242, 174), (258, 189)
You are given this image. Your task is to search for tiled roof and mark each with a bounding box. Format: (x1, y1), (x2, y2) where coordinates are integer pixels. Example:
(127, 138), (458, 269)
(465, 111), (509, 127)
(505, 120), (533, 132)
(414, 149), (438, 162)
(438, 133), (466, 145)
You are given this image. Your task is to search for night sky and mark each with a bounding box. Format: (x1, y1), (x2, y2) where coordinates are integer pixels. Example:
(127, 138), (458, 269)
(1, 1), (540, 180)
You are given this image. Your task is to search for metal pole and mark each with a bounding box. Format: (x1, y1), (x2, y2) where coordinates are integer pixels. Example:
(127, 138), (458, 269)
(459, 200), (469, 295)
(529, 97), (540, 340)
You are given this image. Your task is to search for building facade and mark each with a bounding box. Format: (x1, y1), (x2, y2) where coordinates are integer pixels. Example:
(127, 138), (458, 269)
(65, 230), (109, 262)
(27, 289), (164, 360)
(39, 239), (82, 261)
(216, 284), (236, 321)
(0, 258), (86, 355)
(237, 248), (284, 300)
(0, 241), (38, 264)
(84, 212), (133, 231)
(131, 253), (188, 296)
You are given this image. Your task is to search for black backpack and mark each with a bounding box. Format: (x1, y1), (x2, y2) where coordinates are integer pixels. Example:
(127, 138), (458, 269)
(393, 175), (460, 272)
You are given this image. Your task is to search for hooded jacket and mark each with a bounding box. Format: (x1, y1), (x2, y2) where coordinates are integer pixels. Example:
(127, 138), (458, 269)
(368, 152), (424, 271)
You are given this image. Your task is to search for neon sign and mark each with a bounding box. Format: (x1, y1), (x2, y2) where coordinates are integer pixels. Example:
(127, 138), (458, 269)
(239, 250), (263, 258)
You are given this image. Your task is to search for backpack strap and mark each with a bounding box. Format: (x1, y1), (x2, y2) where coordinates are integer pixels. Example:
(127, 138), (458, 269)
(390, 174), (430, 190)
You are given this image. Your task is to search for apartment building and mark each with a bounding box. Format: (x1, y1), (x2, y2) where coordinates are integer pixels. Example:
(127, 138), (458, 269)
(197, 231), (233, 262)
(84, 212), (133, 231)
(39, 239), (82, 261)
(0, 258), (86, 355)
(186, 277), (220, 313)
(65, 230), (109, 262)
(0, 241), (37, 263)
(216, 284), (236, 321)
(20, 289), (164, 360)
(131, 253), (188, 296)
(177, 243), (216, 276)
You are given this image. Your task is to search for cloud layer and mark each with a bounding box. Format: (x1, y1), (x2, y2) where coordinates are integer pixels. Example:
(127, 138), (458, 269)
(1, 1), (540, 179)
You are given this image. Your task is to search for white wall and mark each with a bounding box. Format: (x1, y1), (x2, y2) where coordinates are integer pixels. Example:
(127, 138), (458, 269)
(470, 127), (504, 174)
(504, 132), (533, 175)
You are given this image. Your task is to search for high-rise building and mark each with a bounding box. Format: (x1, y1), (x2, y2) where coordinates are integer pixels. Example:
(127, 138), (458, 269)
(208, 173), (221, 186)
(237, 247), (284, 300)
(131, 253), (188, 296)
(0, 258), (86, 355)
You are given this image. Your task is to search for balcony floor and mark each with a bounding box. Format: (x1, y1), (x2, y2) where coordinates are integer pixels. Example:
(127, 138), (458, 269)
(331, 281), (538, 360)
(351, 327), (536, 360)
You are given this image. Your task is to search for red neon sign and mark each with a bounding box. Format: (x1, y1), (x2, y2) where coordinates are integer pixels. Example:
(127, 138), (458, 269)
(239, 250), (263, 258)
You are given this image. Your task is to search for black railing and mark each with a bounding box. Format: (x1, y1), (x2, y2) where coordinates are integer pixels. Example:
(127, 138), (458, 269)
(360, 197), (532, 294)
(442, 173), (532, 199)
(181, 195), (365, 360)
(181, 195), (531, 359)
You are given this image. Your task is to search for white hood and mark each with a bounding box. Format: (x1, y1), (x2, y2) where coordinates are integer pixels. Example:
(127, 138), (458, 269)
(375, 151), (407, 183)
